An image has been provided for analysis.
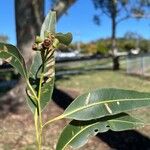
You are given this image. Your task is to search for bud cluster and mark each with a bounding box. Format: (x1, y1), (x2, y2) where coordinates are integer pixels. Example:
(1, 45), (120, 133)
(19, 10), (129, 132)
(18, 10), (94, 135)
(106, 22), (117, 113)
(32, 33), (59, 51)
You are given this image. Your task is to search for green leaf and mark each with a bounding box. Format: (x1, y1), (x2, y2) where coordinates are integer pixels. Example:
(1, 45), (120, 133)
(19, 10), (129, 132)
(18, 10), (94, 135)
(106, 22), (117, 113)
(27, 49), (55, 112)
(26, 52), (42, 112)
(40, 77), (54, 109)
(29, 52), (42, 79)
(40, 11), (56, 39)
(56, 113), (145, 150)
(63, 88), (150, 120)
(0, 43), (27, 78)
(27, 11), (56, 112)
(56, 32), (72, 45)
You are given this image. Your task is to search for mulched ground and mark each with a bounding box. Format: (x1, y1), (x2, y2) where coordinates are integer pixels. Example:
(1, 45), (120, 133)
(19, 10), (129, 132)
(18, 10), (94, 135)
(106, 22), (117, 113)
(0, 87), (150, 150)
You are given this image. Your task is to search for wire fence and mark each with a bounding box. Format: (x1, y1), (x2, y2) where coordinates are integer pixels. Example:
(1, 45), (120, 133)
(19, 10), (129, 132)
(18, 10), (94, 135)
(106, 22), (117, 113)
(126, 53), (150, 77)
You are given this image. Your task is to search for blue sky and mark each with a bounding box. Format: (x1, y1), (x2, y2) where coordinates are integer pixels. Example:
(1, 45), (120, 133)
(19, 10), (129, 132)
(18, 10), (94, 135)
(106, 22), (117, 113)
(0, 0), (150, 45)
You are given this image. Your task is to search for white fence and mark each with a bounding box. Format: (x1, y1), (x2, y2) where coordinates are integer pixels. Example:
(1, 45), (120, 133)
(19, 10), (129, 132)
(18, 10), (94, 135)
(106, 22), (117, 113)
(127, 53), (150, 77)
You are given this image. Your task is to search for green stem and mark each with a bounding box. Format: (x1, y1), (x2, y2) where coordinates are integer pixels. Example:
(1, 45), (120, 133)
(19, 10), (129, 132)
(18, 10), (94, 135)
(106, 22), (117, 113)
(34, 109), (39, 148)
(37, 100), (42, 150)
(26, 74), (43, 149)
(26, 79), (41, 149)
(42, 114), (64, 128)
(37, 73), (44, 150)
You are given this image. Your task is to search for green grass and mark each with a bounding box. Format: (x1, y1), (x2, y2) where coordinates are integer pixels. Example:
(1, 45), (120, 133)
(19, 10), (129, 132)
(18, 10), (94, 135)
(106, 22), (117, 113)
(56, 57), (127, 72)
(56, 70), (150, 94)
(56, 58), (112, 72)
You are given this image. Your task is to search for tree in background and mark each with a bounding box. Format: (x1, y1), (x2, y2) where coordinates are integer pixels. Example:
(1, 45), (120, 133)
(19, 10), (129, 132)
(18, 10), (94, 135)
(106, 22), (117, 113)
(96, 40), (110, 55)
(139, 39), (150, 52)
(51, 0), (76, 20)
(0, 35), (8, 65)
(0, 35), (8, 43)
(123, 31), (149, 52)
(92, 0), (150, 70)
(79, 36), (149, 56)
(80, 42), (97, 54)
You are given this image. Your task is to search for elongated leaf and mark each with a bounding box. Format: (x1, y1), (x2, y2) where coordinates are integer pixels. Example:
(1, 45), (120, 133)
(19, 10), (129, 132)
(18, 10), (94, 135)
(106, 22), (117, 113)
(26, 52), (42, 112)
(63, 88), (150, 120)
(27, 11), (56, 112)
(56, 113), (146, 150)
(27, 47), (55, 112)
(40, 11), (56, 39)
(0, 43), (27, 78)
(56, 32), (72, 45)
(40, 78), (54, 109)
(29, 52), (42, 79)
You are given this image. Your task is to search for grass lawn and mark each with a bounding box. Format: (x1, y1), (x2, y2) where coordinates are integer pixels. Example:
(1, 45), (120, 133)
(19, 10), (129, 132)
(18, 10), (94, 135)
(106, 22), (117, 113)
(56, 70), (150, 93)
(56, 58), (112, 72)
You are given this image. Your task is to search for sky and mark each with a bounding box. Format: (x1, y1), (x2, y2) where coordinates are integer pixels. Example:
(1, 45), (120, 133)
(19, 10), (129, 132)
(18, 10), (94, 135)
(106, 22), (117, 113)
(0, 0), (150, 45)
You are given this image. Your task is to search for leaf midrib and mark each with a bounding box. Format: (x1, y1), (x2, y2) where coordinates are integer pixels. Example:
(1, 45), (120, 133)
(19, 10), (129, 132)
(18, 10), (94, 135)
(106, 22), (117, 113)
(62, 123), (94, 150)
(63, 97), (150, 118)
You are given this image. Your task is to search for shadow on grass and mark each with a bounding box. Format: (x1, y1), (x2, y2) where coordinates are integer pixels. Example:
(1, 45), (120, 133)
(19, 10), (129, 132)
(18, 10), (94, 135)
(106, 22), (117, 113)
(55, 67), (113, 81)
(52, 86), (76, 109)
(53, 87), (150, 150)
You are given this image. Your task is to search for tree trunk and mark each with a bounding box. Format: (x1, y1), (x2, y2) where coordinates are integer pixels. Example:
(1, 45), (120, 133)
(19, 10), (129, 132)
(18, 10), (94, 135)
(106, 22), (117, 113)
(112, 15), (116, 50)
(111, 17), (119, 70)
(15, 0), (44, 65)
(111, 1), (119, 70)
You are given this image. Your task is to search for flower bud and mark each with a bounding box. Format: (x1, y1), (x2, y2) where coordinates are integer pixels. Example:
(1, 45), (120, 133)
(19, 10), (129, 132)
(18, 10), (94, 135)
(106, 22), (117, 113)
(43, 38), (52, 48)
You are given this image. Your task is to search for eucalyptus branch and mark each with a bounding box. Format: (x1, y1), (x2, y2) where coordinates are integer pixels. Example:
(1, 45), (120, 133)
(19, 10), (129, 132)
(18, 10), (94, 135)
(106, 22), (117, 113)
(116, 15), (130, 24)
